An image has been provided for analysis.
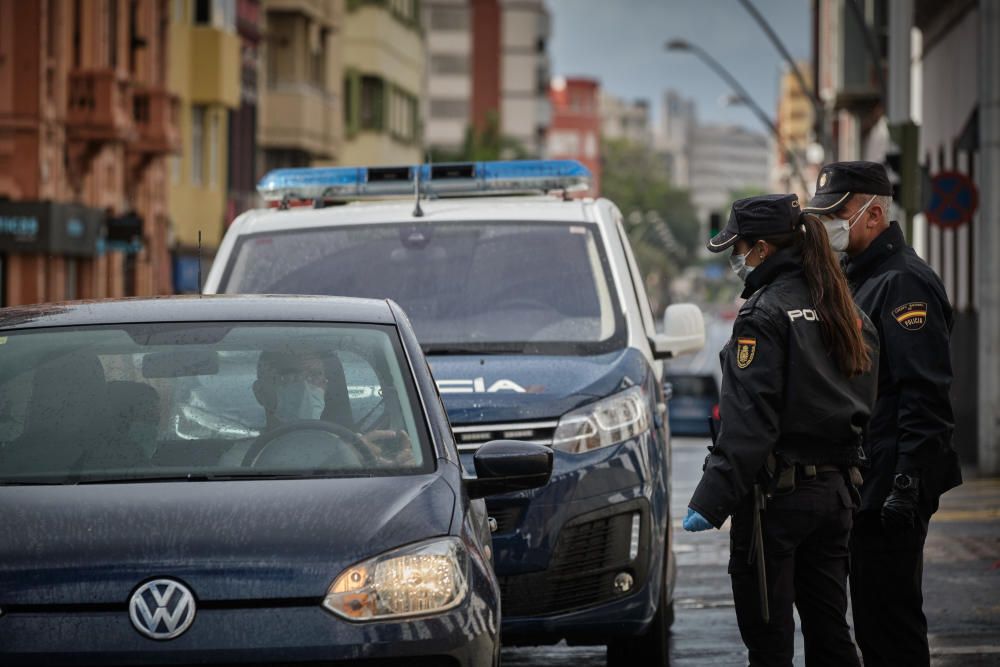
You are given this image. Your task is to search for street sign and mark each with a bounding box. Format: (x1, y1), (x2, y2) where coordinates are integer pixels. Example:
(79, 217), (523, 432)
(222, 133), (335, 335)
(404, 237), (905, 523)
(925, 171), (978, 229)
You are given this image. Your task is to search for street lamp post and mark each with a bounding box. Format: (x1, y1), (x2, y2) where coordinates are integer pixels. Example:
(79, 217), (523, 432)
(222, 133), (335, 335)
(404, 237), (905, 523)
(665, 38), (812, 194)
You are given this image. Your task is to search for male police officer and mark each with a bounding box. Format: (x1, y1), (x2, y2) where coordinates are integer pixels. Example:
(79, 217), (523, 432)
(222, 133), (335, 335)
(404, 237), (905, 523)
(805, 161), (963, 666)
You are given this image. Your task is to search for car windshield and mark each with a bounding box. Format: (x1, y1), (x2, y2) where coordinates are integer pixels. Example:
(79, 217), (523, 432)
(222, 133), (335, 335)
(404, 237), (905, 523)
(221, 221), (627, 355)
(0, 322), (432, 485)
(668, 375), (719, 398)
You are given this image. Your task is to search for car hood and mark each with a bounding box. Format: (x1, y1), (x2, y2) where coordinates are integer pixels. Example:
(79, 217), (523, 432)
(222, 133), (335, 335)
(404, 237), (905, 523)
(0, 473), (455, 605)
(428, 348), (647, 425)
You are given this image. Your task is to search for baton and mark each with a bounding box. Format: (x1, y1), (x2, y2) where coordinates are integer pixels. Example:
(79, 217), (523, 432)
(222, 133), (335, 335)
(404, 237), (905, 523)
(749, 483), (770, 624)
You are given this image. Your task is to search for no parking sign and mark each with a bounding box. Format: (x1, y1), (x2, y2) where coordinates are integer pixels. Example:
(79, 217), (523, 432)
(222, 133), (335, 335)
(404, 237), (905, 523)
(925, 171), (978, 229)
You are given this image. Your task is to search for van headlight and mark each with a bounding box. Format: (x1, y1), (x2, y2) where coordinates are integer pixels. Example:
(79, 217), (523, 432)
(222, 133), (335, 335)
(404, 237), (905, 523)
(323, 537), (468, 621)
(551, 386), (651, 453)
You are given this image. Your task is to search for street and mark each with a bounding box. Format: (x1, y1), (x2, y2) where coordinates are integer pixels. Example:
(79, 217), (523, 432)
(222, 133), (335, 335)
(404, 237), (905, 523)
(502, 437), (1000, 666)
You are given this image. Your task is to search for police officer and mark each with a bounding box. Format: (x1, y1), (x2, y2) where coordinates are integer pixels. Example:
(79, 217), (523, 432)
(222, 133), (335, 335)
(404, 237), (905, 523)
(684, 194), (878, 666)
(804, 161), (963, 666)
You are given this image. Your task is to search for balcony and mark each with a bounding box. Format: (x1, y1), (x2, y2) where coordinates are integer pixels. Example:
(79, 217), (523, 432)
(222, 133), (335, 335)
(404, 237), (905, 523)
(260, 85), (340, 159)
(130, 87), (181, 156)
(66, 69), (134, 143)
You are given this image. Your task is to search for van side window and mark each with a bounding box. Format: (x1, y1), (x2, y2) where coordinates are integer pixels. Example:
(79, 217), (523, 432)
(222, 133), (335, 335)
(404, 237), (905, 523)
(613, 210), (658, 338)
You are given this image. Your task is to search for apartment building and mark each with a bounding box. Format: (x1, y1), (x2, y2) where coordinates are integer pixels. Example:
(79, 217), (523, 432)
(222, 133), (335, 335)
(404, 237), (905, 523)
(341, 0), (424, 166)
(601, 93), (652, 146)
(547, 77), (601, 195)
(0, 0), (177, 305)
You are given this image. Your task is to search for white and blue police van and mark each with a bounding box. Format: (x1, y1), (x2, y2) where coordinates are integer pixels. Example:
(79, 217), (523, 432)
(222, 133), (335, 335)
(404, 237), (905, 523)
(204, 160), (705, 662)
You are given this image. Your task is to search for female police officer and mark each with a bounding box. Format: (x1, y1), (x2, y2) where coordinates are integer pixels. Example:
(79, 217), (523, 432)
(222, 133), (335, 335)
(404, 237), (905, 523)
(684, 194), (878, 666)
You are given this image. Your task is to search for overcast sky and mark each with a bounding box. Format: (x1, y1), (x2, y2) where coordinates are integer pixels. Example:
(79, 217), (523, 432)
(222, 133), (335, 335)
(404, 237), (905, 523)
(546, 0), (812, 133)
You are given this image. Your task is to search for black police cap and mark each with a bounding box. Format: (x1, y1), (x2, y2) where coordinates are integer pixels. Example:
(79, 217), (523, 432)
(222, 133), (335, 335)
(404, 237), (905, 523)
(803, 160), (893, 214)
(706, 193), (801, 253)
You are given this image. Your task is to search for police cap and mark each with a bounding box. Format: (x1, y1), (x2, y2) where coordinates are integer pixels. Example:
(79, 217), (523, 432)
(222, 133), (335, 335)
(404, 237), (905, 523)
(803, 160), (893, 214)
(707, 193), (801, 253)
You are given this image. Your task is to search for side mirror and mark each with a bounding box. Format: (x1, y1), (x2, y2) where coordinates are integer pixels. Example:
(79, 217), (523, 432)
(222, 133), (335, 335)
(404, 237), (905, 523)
(466, 440), (553, 500)
(649, 303), (706, 360)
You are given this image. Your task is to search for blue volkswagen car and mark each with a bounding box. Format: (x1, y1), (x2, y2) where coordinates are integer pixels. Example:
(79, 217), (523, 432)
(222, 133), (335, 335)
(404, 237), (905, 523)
(0, 296), (552, 666)
(206, 161), (707, 663)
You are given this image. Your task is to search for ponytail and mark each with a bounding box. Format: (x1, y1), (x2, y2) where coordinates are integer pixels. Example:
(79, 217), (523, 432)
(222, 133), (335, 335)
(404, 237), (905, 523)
(754, 215), (872, 377)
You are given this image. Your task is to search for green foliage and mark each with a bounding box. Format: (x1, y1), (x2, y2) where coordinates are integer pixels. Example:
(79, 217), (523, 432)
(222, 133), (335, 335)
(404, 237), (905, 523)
(600, 138), (702, 310)
(429, 112), (530, 163)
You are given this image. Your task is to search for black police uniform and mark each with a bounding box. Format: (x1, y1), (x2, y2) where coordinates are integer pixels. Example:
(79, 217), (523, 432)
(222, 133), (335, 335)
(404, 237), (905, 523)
(691, 194), (878, 666)
(806, 162), (962, 667)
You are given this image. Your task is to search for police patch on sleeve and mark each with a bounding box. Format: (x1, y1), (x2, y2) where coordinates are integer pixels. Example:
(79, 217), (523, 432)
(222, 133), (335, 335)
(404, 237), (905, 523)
(892, 302), (928, 331)
(736, 337), (757, 368)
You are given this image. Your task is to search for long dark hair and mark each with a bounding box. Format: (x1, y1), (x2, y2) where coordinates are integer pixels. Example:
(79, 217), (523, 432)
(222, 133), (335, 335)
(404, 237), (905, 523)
(756, 214), (872, 376)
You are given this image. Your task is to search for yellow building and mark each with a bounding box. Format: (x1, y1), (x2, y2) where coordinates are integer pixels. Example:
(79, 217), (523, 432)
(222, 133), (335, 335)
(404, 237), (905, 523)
(775, 62), (816, 196)
(341, 0), (425, 166)
(168, 0), (241, 267)
(259, 0), (343, 171)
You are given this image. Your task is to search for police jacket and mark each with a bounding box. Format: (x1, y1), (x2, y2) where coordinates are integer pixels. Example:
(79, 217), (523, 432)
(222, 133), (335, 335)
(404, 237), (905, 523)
(690, 247), (879, 528)
(844, 221), (962, 513)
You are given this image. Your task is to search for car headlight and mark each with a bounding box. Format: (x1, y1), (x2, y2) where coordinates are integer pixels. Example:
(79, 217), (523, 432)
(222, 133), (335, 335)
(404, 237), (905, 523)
(323, 537), (468, 621)
(551, 386), (651, 454)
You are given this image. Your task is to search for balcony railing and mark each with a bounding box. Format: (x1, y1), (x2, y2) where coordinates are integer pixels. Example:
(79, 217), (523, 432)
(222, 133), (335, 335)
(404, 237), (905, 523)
(131, 86), (180, 156)
(66, 69), (134, 142)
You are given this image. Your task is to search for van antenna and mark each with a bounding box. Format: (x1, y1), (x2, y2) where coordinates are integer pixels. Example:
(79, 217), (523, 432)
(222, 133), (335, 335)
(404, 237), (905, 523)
(197, 230), (203, 295)
(412, 165), (424, 218)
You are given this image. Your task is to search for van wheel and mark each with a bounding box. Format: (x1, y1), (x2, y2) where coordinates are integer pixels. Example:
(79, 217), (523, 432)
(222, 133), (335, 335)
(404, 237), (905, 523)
(606, 573), (672, 666)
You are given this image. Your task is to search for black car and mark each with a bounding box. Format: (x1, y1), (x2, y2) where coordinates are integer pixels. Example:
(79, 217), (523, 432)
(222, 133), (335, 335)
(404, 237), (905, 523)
(665, 372), (720, 438)
(0, 296), (551, 666)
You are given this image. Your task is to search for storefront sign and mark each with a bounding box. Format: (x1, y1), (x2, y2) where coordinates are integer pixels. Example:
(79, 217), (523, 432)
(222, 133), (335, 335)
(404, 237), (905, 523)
(0, 201), (104, 256)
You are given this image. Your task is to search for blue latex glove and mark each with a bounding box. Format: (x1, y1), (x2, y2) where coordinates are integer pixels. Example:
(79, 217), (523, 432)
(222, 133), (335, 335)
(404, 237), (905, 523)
(682, 507), (714, 532)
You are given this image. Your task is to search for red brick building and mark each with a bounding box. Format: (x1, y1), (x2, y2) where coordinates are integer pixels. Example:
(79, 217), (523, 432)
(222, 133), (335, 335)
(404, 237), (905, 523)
(547, 77), (601, 195)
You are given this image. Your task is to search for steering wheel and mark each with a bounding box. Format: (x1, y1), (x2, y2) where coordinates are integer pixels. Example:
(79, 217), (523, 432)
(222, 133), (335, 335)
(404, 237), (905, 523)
(242, 420), (377, 468)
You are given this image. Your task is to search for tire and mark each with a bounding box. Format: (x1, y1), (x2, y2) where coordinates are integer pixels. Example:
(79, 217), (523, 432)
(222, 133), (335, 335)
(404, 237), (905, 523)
(606, 566), (673, 666)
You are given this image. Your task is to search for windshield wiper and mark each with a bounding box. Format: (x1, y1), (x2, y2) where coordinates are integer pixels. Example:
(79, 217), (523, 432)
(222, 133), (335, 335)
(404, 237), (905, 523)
(74, 471), (376, 484)
(422, 343), (526, 355)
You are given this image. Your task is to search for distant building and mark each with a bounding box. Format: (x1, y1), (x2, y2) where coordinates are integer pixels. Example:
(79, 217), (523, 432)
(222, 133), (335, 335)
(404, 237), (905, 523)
(656, 89), (696, 188)
(226, 0), (262, 224)
(547, 77), (601, 195)
(774, 62), (815, 195)
(499, 0), (550, 157)
(600, 93), (652, 146)
(0, 0), (177, 304)
(423, 0), (549, 158)
(341, 0), (425, 166)
(689, 124), (770, 223)
(169, 0), (242, 291)
(258, 0), (342, 171)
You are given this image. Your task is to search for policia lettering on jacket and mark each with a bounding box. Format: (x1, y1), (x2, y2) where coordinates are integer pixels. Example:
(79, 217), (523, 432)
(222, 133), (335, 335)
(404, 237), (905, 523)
(685, 194), (878, 666)
(805, 161), (962, 667)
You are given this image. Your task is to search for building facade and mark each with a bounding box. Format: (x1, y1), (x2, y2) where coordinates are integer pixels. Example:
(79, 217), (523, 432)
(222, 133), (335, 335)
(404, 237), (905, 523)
(226, 0), (262, 225)
(0, 0), (176, 305)
(655, 89), (696, 188)
(774, 62), (817, 196)
(600, 93), (652, 146)
(423, 0), (471, 154)
(258, 0), (342, 171)
(499, 0), (550, 157)
(546, 77), (601, 195)
(813, 0), (1000, 473)
(341, 0), (424, 166)
(168, 0), (242, 292)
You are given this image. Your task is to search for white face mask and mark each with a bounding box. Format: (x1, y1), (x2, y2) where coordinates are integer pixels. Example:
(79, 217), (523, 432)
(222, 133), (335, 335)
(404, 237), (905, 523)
(275, 381), (325, 422)
(822, 195), (876, 252)
(729, 247), (755, 282)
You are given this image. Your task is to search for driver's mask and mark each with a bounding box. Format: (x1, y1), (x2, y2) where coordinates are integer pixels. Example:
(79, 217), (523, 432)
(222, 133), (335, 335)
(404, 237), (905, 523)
(275, 380), (325, 422)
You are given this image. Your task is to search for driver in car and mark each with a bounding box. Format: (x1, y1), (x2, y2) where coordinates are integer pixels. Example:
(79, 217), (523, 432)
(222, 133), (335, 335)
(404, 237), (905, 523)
(222, 350), (414, 468)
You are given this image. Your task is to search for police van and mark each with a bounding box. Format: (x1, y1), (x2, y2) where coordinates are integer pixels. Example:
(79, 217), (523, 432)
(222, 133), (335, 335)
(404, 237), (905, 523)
(204, 160), (705, 662)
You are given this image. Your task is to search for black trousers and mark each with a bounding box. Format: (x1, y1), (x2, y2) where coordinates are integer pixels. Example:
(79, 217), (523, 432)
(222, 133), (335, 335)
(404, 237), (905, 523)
(729, 472), (860, 667)
(849, 510), (931, 666)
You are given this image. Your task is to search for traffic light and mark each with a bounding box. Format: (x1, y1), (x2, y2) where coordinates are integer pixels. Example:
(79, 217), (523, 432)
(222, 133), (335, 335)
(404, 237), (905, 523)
(886, 121), (920, 216)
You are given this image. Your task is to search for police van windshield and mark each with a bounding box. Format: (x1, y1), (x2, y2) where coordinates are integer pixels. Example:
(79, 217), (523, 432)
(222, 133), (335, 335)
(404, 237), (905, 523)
(222, 222), (627, 355)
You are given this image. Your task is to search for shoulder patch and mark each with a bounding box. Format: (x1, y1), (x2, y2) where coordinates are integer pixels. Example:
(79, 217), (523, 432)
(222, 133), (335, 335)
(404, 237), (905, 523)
(736, 337), (757, 369)
(892, 301), (928, 330)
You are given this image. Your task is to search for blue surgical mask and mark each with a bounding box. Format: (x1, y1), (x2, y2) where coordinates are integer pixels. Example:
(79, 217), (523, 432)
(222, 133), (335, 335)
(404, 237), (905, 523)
(729, 248), (755, 282)
(275, 381), (325, 422)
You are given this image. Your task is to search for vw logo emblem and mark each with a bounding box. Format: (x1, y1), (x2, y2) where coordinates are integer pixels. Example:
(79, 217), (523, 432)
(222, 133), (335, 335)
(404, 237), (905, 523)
(128, 578), (196, 640)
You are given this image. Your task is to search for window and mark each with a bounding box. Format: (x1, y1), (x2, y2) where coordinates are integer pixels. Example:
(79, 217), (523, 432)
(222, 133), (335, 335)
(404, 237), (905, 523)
(309, 27), (327, 88)
(194, 0), (211, 24)
(429, 6), (468, 31)
(430, 54), (469, 76)
(429, 98), (467, 120)
(208, 112), (219, 187)
(359, 76), (385, 131)
(191, 106), (205, 186)
(194, 0), (234, 30)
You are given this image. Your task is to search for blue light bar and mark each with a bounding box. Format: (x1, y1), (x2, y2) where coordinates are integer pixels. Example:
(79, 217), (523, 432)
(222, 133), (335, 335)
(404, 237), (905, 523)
(256, 160), (591, 203)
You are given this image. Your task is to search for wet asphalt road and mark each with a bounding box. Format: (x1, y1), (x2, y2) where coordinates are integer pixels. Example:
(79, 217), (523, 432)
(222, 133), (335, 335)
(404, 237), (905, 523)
(500, 437), (1000, 666)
